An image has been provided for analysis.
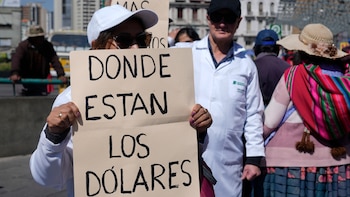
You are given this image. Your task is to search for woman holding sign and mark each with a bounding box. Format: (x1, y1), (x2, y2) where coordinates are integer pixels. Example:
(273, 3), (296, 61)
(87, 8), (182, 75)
(29, 4), (213, 197)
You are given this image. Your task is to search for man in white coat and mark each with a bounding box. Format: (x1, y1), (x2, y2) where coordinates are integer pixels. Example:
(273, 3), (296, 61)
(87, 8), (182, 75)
(192, 0), (265, 196)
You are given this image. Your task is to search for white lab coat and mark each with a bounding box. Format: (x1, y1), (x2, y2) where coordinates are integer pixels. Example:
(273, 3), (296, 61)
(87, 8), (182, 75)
(192, 36), (265, 197)
(30, 86), (75, 197)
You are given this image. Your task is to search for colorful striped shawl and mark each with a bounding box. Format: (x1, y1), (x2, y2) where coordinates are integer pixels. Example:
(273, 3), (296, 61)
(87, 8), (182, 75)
(285, 63), (350, 141)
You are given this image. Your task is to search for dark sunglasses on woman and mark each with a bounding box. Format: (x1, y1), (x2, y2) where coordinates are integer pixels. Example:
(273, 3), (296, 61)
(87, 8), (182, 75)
(113, 32), (152, 49)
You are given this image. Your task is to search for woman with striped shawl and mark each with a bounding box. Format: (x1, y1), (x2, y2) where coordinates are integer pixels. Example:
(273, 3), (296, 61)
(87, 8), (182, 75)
(262, 23), (350, 197)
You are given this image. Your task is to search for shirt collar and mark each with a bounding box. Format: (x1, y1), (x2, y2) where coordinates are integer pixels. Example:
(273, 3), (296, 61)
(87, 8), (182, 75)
(208, 37), (235, 68)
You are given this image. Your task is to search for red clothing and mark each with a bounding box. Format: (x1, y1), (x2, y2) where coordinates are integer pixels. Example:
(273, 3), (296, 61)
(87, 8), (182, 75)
(263, 76), (350, 167)
(200, 176), (215, 197)
(285, 64), (350, 141)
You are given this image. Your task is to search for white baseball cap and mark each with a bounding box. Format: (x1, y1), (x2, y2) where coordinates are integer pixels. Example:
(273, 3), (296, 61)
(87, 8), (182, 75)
(87, 4), (158, 46)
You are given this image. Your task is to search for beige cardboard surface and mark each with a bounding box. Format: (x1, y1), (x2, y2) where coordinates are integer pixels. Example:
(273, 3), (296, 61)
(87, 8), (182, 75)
(111, 0), (169, 48)
(70, 48), (199, 197)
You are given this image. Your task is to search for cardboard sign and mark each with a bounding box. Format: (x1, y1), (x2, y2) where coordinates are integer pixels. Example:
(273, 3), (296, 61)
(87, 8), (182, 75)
(70, 48), (200, 197)
(111, 0), (169, 48)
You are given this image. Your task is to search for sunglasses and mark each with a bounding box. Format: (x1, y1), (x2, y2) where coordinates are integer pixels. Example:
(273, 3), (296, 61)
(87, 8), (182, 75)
(209, 12), (237, 24)
(113, 32), (152, 49)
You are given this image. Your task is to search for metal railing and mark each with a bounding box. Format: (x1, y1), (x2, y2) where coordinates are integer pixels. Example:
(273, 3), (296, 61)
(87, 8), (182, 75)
(0, 78), (69, 96)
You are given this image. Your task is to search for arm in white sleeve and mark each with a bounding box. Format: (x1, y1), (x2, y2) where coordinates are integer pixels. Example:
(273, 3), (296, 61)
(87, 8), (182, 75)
(29, 86), (74, 190)
(243, 64), (265, 159)
(29, 128), (73, 190)
(168, 36), (175, 47)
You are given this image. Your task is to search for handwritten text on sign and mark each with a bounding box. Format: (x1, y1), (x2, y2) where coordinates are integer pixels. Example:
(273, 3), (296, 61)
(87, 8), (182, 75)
(69, 48), (199, 197)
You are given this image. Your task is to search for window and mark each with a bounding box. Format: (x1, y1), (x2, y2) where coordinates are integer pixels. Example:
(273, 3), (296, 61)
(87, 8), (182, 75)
(177, 8), (183, 19)
(48, 32), (89, 77)
(49, 33), (89, 52)
(258, 20), (263, 30)
(62, 0), (66, 14)
(259, 2), (263, 15)
(270, 3), (275, 15)
(193, 8), (198, 21)
(245, 39), (253, 46)
(0, 38), (11, 47)
(0, 14), (12, 28)
(247, 2), (252, 15)
(247, 20), (251, 32)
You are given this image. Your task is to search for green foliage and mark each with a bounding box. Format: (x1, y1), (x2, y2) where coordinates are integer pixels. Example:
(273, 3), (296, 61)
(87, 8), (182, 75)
(0, 52), (6, 60)
(0, 62), (10, 71)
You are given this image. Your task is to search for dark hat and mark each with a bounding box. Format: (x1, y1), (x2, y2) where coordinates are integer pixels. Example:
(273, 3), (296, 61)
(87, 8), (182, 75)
(255, 29), (279, 46)
(208, 0), (241, 16)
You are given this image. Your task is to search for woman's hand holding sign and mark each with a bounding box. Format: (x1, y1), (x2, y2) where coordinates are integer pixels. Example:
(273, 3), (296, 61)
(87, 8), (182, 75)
(46, 102), (81, 134)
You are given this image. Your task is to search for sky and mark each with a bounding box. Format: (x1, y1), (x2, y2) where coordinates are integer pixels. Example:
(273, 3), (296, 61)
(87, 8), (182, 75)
(21, 0), (53, 12)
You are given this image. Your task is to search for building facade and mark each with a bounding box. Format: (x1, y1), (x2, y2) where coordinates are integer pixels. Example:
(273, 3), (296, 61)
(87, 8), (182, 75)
(21, 3), (52, 37)
(169, 0), (292, 48)
(169, 0), (211, 41)
(51, 0), (291, 48)
(0, 2), (52, 59)
(4, 0), (293, 50)
(0, 5), (21, 52)
(54, 0), (108, 31)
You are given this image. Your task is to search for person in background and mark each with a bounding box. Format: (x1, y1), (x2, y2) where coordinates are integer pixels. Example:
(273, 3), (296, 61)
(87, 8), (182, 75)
(174, 26), (200, 44)
(168, 26), (200, 47)
(263, 23), (350, 196)
(29, 4), (213, 197)
(190, 0), (265, 196)
(10, 25), (67, 96)
(253, 29), (290, 106)
(167, 18), (178, 47)
(243, 30), (290, 197)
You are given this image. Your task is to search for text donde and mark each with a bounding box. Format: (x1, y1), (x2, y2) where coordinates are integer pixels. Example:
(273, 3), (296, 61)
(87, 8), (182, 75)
(88, 53), (171, 80)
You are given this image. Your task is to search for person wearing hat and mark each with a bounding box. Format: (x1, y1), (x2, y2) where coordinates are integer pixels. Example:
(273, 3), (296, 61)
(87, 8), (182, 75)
(188, 0), (265, 196)
(253, 29), (290, 106)
(29, 4), (213, 197)
(10, 25), (67, 96)
(245, 31), (290, 197)
(263, 23), (350, 196)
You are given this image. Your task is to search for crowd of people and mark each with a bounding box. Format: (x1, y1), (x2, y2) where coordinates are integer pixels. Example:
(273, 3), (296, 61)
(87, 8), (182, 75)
(17, 0), (349, 197)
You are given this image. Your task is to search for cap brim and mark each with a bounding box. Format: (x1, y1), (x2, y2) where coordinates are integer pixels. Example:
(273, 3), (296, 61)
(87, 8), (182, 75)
(277, 34), (347, 59)
(105, 9), (158, 31)
(105, 9), (158, 32)
(129, 9), (158, 30)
